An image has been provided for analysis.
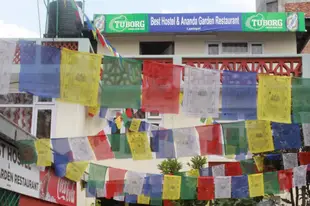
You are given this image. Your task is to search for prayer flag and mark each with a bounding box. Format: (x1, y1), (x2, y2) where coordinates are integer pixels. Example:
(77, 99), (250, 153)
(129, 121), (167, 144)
(68, 136), (94, 161)
(107, 134), (132, 159)
(88, 131), (114, 160)
(52, 138), (73, 165)
(214, 177), (231, 199)
(293, 165), (307, 188)
(298, 152), (310, 165)
(152, 129), (176, 159)
(222, 122), (248, 155)
(197, 177), (214, 200)
(282, 153), (298, 169)
(35, 139), (52, 166)
(0, 39), (16, 94)
(16, 139), (37, 164)
(264, 172), (280, 195)
(196, 124), (223, 155)
(129, 119), (142, 132)
(225, 162), (242, 176)
(180, 176), (197, 200)
(138, 194), (150, 204)
(88, 163), (108, 188)
(162, 175), (181, 200)
(278, 170), (293, 192)
(127, 132), (153, 160)
(65, 161), (89, 182)
(124, 171), (145, 195)
(272, 123), (301, 150)
(231, 175), (249, 198)
(292, 77), (310, 123)
(248, 174), (264, 197)
(173, 127), (200, 158)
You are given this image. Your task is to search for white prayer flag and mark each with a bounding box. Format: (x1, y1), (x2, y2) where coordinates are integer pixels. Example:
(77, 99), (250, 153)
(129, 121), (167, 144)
(293, 165), (307, 188)
(302, 124), (310, 146)
(215, 176), (232, 198)
(282, 153), (298, 170)
(0, 40), (16, 94)
(68, 136), (94, 161)
(123, 171), (145, 195)
(173, 127), (200, 158)
(183, 66), (220, 118)
(212, 164), (225, 177)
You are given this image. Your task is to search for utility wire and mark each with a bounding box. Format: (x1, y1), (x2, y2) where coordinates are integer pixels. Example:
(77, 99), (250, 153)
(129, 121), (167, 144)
(37, 0), (42, 37)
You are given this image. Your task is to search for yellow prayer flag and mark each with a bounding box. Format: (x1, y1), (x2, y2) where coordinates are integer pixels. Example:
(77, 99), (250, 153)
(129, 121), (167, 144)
(258, 75), (291, 123)
(88, 104), (100, 117)
(127, 132), (153, 160)
(225, 155), (235, 159)
(248, 174), (264, 197)
(162, 175), (181, 200)
(246, 120), (274, 153)
(179, 92), (183, 104)
(137, 194), (150, 204)
(129, 119), (141, 132)
(115, 116), (122, 129)
(206, 117), (213, 125)
(254, 156), (265, 172)
(65, 161), (89, 182)
(35, 139), (52, 167)
(59, 48), (101, 107)
(186, 169), (200, 177)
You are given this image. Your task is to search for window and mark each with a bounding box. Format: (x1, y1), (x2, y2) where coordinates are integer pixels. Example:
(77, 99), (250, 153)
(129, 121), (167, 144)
(206, 42), (263, 55)
(140, 42), (174, 55)
(267, 1), (278, 12)
(0, 93), (55, 138)
(147, 111), (162, 119)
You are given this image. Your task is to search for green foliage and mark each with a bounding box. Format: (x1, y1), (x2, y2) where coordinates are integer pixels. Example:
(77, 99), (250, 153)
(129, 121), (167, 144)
(157, 158), (183, 175)
(186, 156), (207, 169)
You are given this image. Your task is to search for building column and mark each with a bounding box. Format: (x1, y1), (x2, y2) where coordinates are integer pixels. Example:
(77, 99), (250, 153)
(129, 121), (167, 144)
(302, 54), (310, 78)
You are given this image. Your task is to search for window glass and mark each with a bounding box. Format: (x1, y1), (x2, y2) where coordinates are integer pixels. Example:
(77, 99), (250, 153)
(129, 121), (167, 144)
(0, 107), (32, 133)
(0, 93), (33, 104)
(36, 109), (52, 138)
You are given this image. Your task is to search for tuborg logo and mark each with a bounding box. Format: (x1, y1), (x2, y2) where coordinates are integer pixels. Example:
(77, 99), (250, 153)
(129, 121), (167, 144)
(109, 15), (145, 32)
(245, 13), (283, 31)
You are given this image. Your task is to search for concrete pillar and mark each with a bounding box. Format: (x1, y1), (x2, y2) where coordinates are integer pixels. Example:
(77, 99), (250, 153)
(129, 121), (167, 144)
(302, 54), (310, 78)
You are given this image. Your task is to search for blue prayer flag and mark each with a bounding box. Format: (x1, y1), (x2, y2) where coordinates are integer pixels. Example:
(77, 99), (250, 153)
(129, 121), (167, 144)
(151, 129), (175, 159)
(272, 122), (302, 150)
(200, 167), (212, 177)
(125, 194), (137, 203)
(54, 163), (67, 177)
(51, 138), (73, 165)
(232, 175), (249, 198)
(99, 107), (108, 118)
(86, 183), (97, 197)
(222, 71), (257, 120)
(19, 41), (60, 98)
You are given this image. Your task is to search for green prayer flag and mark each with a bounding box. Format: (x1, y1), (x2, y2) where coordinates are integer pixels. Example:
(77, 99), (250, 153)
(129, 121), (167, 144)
(200, 118), (206, 123)
(88, 163), (108, 188)
(240, 159), (257, 175)
(16, 140), (37, 164)
(222, 122), (248, 155)
(101, 56), (142, 109)
(150, 198), (162, 206)
(264, 172), (280, 195)
(292, 77), (310, 123)
(180, 176), (197, 200)
(107, 134), (132, 159)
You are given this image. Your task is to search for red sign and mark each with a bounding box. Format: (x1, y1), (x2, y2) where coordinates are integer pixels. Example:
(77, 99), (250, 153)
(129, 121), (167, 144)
(40, 168), (77, 206)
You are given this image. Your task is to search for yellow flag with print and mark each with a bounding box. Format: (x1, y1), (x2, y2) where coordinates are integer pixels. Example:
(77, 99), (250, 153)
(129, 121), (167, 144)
(246, 120), (274, 153)
(258, 75), (291, 123)
(254, 156), (265, 172)
(162, 175), (181, 200)
(65, 161), (89, 182)
(248, 173), (264, 197)
(115, 116), (122, 129)
(88, 104), (100, 117)
(35, 139), (52, 167)
(59, 48), (101, 107)
(127, 132), (153, 160)
(137, 194), (150, 204)
(129, 119), (141, 132)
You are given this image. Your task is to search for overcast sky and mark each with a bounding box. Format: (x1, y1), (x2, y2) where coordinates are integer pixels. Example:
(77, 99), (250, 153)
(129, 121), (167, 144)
(0, 0), (255, 38)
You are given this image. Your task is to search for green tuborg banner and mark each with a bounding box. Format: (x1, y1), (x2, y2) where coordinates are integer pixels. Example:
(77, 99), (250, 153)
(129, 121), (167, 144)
(94, 12), (306, 34)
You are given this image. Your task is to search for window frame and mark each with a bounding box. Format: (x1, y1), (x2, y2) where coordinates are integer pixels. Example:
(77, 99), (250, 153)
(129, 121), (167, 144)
(0, 92), (56, 138)
(206, 41), (264, 55)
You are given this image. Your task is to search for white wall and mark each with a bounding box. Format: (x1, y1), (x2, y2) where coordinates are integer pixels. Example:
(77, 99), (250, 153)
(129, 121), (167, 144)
(97, 32), (297, 55)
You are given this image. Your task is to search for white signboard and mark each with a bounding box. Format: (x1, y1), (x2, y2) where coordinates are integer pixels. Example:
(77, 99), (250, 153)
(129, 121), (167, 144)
(0, 139), (40, 198)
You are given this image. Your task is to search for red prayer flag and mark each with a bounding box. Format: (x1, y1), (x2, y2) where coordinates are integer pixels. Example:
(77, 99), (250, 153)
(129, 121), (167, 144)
(106, 168), (127, 197)
(299, 152), (310, 165)
(196, 124), (223, 155)
(197, 177), (214, 200)
(278, 169), (293, 192)
(225, 162), (243, 176)
(163, 200), (174, 206)
(142, 61), (183, 114)
(88, 131), (114, 160)
(125, 108), (133, 118)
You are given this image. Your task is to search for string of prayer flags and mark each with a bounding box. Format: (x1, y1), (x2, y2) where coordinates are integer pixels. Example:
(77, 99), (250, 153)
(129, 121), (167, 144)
(19, 41), (60, 98)
(222, 122), (248, 155)
(65, 161), (89, 182)
(183, 66), (220, 118)
(68, 136), (94, 161)
(59, 48), (101, 106)
(196, 124), (223, 155)
(212, 164), (225, 177)
(248, 173), (264, 197)
(152, 129), (176, 159)
(101, 56), (142, 109)
(257, 75), (292, 123)
(127, 132), (153, 160)
(0, 39), (16, 94)
(137, 194), (150, 205)
(180, 176), (197, 200)
(35, 138), (52, 166)
(16, 139), (38, 164)
(107, 134), (132, 159)
(292, 77), (310, 123)
(214, 177), (232, 199)
(302, 124), (310, 146)
(173, 127), (200, 158)
(272, 123), (301, 150)
(282, 153), (298, 169)
(222, 71), (257, 120)
(197, 177), (214, 200)
(225, 162), (243, 176)
(293, 165), (307, 188)
(231, 175), (249, 198)
(124, 171), (145, 195)
(278, 170), (293, 192)
(264, 172), (280, 195)
(245, 120), (274, 153)
(142, 61), (183, 114)
(52, 138), (73, 164)
(129, 119), (142, 132)
(162, 175), (181, 200)
(88, 163), (108, 188)
(88, 131), (114, 160)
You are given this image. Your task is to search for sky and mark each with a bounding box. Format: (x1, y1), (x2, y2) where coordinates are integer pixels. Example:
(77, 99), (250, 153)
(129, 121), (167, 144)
(0, 0), (256, 38)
